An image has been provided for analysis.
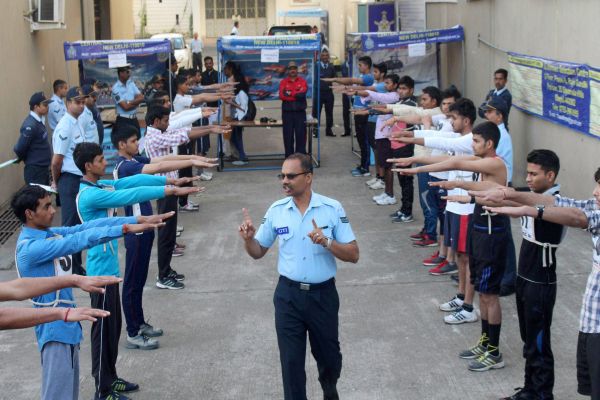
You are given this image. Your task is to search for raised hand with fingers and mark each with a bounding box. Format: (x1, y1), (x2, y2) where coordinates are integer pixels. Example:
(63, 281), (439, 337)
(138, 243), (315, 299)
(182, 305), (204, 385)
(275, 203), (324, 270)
(171, 176), (201, 186)
(168, 186), (203, 196)
(429, 180), (458, 190)
(138, 211), (176, 225)
(194, 156), (219, 163)
(124, 222), (166, 234)
(64, 307), (111, 323)
(238, 208), (256, 241)
(483, 205), (531, 218)
(441, 194), (471, 203)
(192, 159), (219, 169)
(202, 108), (218, 117)
(469, 187), (512, 203)
(307, 218), (327, 247)
(391, 167), (419, 175)
(387, 157), (414, 167)
(74, 275), (122, 294)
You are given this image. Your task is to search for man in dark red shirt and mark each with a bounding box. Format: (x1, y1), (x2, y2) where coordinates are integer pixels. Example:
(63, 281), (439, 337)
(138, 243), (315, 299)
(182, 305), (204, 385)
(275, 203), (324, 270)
(279, 62), (308, 157)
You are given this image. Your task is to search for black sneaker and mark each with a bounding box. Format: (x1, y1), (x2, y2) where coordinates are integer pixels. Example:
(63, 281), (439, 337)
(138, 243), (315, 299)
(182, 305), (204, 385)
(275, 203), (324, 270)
(112, 378), (139, 393)
(499, 388), (534, 400)
(168, 270), (185, 282)
(389, 209), (402, 218)
(139, 321), (163, 337)
(156, 277), (184, 290)
(95, 391), (131, 400)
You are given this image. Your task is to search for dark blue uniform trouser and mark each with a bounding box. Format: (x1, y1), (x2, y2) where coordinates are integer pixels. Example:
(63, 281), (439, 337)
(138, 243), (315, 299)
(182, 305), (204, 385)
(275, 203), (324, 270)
(282, 111), (306, 158)
(312, 92), (334, 135)
(353, 114), (369, 171)
(274, 276), (341, 400)
(501, 224), (517, 288)
(57, 172), (84, 275)
(123, 231), (154, 337)
(24, 164), (50, 185)
(516, 277), (556, 399)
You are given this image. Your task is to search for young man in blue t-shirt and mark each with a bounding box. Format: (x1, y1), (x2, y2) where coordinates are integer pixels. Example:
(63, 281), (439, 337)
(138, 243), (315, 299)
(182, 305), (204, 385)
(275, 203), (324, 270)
(322, 55), (374, 176)
(111, 125), (216, 350)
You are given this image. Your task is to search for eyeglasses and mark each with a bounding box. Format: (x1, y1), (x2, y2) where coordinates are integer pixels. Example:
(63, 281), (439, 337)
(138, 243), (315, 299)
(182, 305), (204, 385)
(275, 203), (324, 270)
(277, 171), (311, 180)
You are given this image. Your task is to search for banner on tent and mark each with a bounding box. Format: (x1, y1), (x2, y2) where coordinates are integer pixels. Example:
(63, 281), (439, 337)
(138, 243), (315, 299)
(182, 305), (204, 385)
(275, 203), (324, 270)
(218, 35), (321, 52)
(64, 40), (171, 61)
(350, 26), (464, 51)
(509, 53), (600, 139)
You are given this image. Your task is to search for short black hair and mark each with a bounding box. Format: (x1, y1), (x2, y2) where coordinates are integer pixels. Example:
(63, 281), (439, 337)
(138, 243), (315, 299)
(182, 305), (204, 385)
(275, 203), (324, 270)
(442, 85), (462, 101)
(422, 86), (442, 107)
(358, 56), (372, 69)
(495, 68), (508, 79)
(204, 56), (213, 62)
(385, 73), (400, 86)
(285, 153), (313, 173)
(527, 149), (560, 177)
(11, 185), (50, 223)
(373, 62), (388, 76)
(472, 121), (500, 149)
(448, 98), (477, 125)
(53, 79), (67, 93)
(74, 142), (103, 174)
(176, 75), (188, 89)
(111, 124), (140, 149)
(398, 75), (415, 89)
(595, 168), (600, 183)
(145, 106), (171, 127)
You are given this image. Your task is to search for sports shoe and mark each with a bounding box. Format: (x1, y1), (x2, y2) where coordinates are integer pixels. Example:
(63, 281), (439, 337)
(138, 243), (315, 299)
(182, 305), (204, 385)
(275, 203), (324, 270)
(139, 322), (163, 337)
(468, 349), (505, 371)
(423, 252), (445, 266)
(391, 213), (414, 223)
(199, 172), (213, 181)
(156, 277), (184, 290)
(176, 225), (184, 233)
(351, 167), (371, 177)
(500, 388), (532, 400)
(450, 274), (459, 284)
(429, 261), (457, 276)
(372, 192), (387, 201)
(125, 334), (159, 350)
(188, 200), (199, 207)
(439, 295), (464, 312)
(179, 203), (199, 212)
(232, 160), (249, 166)
(168, 270), (185, 282)
(112, 378), (139, 393)
(413, 234), (438, 247)
(176, 230), (181, 237)
(375, 194), (397, 206)
(95, 391), (131, 400)
(459, 334), (489, 359)
(365, 177), (379, 186)
(410, 230), (426, 241)
(445, 307), (478, 324)
(172, 247), (184, 257)
(389, 209), (402, 218)
(368, 180), (385, 190)
(175, 242), (186, 250)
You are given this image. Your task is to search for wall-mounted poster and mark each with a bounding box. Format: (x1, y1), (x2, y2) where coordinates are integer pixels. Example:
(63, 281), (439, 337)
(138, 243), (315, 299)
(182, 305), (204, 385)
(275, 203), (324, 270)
(368, 2), (397, 33)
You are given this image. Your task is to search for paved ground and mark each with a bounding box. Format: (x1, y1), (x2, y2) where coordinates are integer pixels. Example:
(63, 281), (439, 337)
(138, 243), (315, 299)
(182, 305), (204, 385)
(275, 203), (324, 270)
(0, 88), (594, 399)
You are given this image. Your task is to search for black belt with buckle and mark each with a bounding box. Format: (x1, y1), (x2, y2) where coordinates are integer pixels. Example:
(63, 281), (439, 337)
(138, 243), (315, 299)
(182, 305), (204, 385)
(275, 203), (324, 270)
(279, 275), (335, 291)
(117, 114), (138, 120)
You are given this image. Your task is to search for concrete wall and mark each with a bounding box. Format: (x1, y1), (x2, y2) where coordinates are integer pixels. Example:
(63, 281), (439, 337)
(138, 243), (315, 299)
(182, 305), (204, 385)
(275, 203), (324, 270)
(426, 0), (600, 198)
(110, 0), (134, 39)
(132, 0), (193, 38)
(0, 0), (93, 206)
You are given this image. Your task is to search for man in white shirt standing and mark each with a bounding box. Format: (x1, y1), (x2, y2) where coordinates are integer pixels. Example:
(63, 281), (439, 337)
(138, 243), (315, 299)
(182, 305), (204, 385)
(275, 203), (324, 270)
(231, 21), (239, 35)
(190, 33), (203, 72)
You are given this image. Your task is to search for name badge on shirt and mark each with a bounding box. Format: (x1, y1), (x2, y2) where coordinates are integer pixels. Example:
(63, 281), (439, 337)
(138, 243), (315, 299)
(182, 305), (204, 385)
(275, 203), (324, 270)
(276, 227), (289, 235)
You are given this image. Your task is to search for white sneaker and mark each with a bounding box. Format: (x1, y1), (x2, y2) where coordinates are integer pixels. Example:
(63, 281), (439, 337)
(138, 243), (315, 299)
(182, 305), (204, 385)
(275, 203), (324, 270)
(365, 177), (378, 186)
(439, 295), (464, 312)
(200, 172), (213, 181)
(444, 307), (478, 324)
(368, 179), (385, 190)
(372, 192), (387, 202)
(376, 194), (397, 205)
(176, 225), (184, 233)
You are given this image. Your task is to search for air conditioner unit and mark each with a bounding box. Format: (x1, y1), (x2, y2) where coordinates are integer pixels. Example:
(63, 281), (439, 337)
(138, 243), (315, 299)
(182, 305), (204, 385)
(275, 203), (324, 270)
(27, 0), (65, 31)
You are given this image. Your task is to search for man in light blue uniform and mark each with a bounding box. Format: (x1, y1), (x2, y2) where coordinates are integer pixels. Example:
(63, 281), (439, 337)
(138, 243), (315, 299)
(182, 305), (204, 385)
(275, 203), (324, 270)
(48, 79), (68, 131)
(111, 63), (144, 134)
(239, 153), (359, 400)
(51, 86), (89, 275)
(12, 184), (158, 400)
(78, 84), (100, 144)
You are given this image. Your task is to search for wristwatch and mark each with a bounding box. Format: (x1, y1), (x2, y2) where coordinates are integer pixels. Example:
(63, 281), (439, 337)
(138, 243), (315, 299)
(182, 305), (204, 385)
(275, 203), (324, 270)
(535, 205), (545, 220)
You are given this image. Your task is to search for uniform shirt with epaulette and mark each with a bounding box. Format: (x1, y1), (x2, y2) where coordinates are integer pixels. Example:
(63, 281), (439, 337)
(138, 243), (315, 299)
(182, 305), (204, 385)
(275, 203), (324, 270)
(14, 111), (52, 167)
(255, 192), (356, 283)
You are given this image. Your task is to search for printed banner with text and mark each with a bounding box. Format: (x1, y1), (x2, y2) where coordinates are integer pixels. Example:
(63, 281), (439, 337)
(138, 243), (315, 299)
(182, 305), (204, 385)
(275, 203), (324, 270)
(509, 52), (600, 139)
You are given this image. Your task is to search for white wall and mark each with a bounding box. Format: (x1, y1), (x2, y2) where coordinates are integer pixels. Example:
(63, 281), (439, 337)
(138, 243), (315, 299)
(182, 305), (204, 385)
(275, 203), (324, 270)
(133, 0), (193, 37)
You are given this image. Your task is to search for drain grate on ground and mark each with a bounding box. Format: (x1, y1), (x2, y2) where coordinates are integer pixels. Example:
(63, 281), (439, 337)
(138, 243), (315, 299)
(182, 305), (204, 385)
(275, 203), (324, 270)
(0, 206), (20, 245)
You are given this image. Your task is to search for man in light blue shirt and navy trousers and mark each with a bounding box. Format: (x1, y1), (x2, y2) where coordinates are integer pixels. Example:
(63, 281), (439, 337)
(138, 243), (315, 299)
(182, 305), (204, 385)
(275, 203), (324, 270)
(48, 79), (68, 131)
(12, 184), (158, 400)
(239, 153), (359, 400)
(111, 63), (144, 135)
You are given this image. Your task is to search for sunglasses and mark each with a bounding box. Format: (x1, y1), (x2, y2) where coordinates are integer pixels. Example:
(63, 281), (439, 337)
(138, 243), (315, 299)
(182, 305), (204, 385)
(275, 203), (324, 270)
(277, 171), (311, 180)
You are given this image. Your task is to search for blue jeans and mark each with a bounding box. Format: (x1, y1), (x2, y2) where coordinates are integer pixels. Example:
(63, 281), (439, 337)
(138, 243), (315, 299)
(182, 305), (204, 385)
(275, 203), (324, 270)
(231, 126), (247, 160)
(425, 176), (447, 241)
(416, 169), (434, 234)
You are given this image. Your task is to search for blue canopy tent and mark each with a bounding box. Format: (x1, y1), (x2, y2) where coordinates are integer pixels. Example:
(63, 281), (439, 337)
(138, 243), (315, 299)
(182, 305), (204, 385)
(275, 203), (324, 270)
(216, 34), (322, 171)
(63, 39), (172, 173)
(345, 25), (465, 155)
